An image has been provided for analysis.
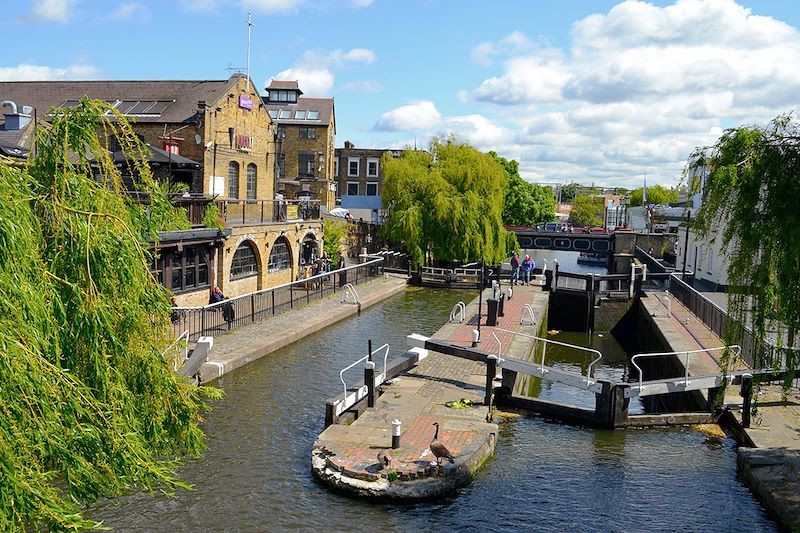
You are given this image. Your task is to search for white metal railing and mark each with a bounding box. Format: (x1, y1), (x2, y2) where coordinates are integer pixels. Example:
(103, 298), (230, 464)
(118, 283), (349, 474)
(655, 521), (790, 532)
(164, 330), (190, 372)
(520, 304), (536, 326)
(450, 301), (466, 323)
(340, 283), (360, 304)
(493, 327), (604, 386)
(335, 343), (391, 416)
(651, 295), (672, 318)
(630, 345), (741, 392)
(491, 331), (502, 357)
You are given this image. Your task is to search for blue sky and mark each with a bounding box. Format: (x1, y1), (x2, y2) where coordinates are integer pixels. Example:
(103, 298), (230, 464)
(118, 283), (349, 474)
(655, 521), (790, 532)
(4, 0), (800, 189)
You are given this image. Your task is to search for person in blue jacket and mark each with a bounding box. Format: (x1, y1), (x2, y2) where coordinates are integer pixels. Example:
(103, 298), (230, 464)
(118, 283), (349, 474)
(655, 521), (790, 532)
(521, 255), (534, 285)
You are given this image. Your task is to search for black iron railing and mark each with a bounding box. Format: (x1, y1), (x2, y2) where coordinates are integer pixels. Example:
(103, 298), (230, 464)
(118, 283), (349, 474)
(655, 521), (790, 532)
(217, 199), (322, 226)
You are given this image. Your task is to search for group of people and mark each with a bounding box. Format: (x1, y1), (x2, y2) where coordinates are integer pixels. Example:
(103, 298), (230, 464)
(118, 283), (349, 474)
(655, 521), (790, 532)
(509, 252), (536, 285)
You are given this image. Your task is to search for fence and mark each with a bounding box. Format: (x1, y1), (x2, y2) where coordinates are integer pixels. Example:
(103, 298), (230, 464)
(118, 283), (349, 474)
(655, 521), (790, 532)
(217, 199), (322, 226)
(172, 256), (384, 341)
(373, 249), (411, 274)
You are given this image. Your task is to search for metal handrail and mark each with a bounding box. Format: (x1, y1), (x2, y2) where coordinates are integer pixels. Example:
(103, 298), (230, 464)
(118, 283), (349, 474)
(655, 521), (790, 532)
(164, 330), (190, 371)
(340, 283), (360, 304)
(493, 327), (604, 385)
(630, 345), (741, 391)
(491, 331), (502, 357)
(338, 342), (391, 403)
(652, 295), (672, 317)
(520, 304), (536, 326)
(373, 342), (391, 382)
(450, 301), (466, 323)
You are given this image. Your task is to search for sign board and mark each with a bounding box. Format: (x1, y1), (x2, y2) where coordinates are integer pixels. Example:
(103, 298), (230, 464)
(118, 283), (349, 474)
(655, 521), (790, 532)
(286, 205), (299, 219)
(210, 175), (225, 196)
(238, 95), (254, 110)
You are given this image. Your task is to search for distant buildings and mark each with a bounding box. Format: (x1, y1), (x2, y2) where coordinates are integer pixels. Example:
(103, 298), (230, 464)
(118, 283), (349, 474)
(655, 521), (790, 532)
(333, 141), (402, 224)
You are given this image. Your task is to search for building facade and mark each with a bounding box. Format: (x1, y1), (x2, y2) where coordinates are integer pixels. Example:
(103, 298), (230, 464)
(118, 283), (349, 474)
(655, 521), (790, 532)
(334, 141), (401, 224)
(263, 80), (336, 211)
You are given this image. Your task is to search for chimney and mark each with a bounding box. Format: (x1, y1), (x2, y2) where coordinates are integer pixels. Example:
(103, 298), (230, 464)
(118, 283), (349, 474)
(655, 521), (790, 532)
(1, 101), (32, 131)
(344, 140), (355, 149)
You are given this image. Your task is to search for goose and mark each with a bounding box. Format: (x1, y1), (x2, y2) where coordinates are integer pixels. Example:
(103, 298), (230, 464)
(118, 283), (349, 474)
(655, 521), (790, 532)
(430, 422), (455, 465)
(377, 450), (393, 469)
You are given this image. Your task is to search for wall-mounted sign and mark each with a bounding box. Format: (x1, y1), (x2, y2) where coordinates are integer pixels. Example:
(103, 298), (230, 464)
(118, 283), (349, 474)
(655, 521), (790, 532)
(239, 95), (254, 110)
(286, 205), (299, 219)
(236, 135), (253, 152)
(210, 176), (225, 196)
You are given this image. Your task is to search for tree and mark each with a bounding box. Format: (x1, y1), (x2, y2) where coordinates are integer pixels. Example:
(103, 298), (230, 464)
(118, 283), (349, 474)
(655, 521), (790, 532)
(628, 184), (679, 206)
(688, 113), (800, 384)
(560, 182), (580, 204)
(381, 139), (516, 265)
(492, 152), (555, 226)
(569, 194), (604, 227)
(323, 217), (348, 257)
(0, 99), (219, 530)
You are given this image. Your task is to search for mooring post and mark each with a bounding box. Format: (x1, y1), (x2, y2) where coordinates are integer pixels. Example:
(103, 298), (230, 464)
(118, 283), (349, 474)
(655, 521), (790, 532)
(741, 373), (753, 428)
(498, 291), (505, 317)
(365, 360), (376, 408)
(471, 329), (480, 348)
(485, 355), (498, 406)
(391, 418), (401, 449)
(368, 339), (373, 362)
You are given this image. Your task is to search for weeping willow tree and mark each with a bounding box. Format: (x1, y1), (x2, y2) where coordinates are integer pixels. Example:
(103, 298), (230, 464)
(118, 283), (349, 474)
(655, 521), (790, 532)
(0, 99), (220, 531)
(688, 113), (800, 387)
(381, 139), (516, 265)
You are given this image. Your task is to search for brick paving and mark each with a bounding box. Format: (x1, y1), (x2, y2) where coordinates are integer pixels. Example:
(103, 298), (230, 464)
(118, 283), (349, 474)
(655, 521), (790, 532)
(314, 285), (549, 483)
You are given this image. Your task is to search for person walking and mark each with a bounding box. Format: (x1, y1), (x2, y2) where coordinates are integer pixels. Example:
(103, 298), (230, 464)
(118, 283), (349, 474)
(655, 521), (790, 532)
(521, 255), (534, 285)
(510, 252), (520, 285)
(337, 251), (347, 287)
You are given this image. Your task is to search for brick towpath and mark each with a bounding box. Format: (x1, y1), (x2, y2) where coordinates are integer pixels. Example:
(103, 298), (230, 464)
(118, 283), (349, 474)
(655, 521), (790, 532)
(312, 284), (550, 499)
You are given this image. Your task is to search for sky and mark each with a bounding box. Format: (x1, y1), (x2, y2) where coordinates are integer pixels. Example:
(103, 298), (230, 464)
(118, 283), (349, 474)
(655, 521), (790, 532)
(3, 0), (800, 189)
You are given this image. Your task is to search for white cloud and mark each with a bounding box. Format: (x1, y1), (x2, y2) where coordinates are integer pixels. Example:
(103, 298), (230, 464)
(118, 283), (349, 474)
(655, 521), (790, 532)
(30, 0), (76, 23)
(111, 2), (150, 20)
(271, 67), (334, 96)
(341, 80), (382, 93)
(241, 0), (303, 13)
(298, 48), (376, 69)
(0, 62), (100, 81)
(374, 101), (441, 132)
(458, 0), (800, 188)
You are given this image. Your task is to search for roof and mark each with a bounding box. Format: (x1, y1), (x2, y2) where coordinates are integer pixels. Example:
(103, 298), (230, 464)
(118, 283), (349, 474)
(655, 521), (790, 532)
(264, 96), (335, 127)
(0, 79), (237, 124)
(265, 80), (302, 93)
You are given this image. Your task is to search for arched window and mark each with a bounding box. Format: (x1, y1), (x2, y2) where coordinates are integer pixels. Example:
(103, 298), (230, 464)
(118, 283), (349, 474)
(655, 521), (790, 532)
(228, 161), (239, 199)
(268, 238), (291, 272)
(246, 163), (257, 200)
(230, 241), (258, 280)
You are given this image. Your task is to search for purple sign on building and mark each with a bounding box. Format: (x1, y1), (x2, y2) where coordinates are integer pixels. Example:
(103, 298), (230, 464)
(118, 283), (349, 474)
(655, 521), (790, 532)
(238, 95), (254, 110)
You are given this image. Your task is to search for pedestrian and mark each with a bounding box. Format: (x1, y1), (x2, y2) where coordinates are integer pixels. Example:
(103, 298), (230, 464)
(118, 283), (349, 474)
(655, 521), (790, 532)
(337, 251), (347, 287)
(209, 286), (234, 323)
(521, 255), (534, 285)
(170, 296), (183, 325)
(510, 252), (520, 285)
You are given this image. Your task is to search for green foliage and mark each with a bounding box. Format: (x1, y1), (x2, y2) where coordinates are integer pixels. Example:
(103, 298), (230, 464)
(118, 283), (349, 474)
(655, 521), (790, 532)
(202, 202), (225, 229)
(629, 184), (679, 206)
(492, 152), (555, 226)
(688, 113), (800, 383)
(323, 218), (348, 257)
(0, 98), (218, 531)
(569, 195), (604, 227)
(560, 182), (580, 204)
(380, 139), (516, 265)
(386, 469), (399, 482)
(150, 181), (191, 231)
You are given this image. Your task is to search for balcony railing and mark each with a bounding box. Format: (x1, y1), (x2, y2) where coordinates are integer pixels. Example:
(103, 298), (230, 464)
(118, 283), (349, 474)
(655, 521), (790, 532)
(217, 199), (322, 226)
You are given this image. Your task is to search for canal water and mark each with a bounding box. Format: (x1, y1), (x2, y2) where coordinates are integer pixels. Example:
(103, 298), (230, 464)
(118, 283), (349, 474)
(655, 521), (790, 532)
(93, 284), (776, 532)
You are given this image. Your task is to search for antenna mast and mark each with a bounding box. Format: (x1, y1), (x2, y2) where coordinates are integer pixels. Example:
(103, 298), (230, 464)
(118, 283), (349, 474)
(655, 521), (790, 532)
(246, 12), (255, 80)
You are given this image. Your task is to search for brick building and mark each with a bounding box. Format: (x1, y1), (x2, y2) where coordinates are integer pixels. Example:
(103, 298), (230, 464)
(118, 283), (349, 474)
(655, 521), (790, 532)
(263, 80), (336, 211)
(334, 140), (400, 223)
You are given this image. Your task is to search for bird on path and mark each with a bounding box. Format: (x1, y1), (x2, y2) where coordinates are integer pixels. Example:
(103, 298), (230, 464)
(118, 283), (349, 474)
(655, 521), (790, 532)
(377, 450), (393, 469)
(430, 422), (456, 465)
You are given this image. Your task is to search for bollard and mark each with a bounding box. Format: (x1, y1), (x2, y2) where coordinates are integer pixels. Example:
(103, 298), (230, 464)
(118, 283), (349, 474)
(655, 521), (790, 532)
(507, 286), (513, 301)
(485, 355), (498, 406)
(498, 291), (505, 317)
(741, 373), (753, 428)
(486, 298), (499, 326)
(391, 418), (402, 449)
(471, 329), (480, 347)
(492, 280), (499, 300)
(365, 360), (376, 408)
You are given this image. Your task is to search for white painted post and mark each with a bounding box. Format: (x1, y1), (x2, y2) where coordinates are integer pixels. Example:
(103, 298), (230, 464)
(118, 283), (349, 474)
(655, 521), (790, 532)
(471, 329), (480, 347)
(391, 419), (401, 449)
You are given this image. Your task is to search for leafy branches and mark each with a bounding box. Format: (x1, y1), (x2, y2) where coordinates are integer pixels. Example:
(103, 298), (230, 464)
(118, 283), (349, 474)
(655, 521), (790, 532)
(688, 113), (800, 382)
(0, 98), (218, 531)
(493, 152), (555, 226)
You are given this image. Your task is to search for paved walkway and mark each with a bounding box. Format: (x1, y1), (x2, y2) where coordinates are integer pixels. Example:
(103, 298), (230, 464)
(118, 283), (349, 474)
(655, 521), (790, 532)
(312, 285), (549, 496)
(198, 275), (408, 383)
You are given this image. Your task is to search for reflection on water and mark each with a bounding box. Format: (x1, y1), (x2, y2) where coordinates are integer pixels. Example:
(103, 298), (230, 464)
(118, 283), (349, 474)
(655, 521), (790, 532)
(92, 287), (775, 532)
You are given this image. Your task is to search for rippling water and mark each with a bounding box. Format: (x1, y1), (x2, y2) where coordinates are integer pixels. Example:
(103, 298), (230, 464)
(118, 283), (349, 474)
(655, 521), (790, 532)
(93, 287), (775, 532)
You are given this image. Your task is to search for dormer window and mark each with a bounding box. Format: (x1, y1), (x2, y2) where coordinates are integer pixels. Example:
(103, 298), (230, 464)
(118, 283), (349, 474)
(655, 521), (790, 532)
(268, 89), (299, 103)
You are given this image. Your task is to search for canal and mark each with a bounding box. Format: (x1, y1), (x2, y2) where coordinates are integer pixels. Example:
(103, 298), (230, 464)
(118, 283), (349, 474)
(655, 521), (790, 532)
(93, 283), (776, 531)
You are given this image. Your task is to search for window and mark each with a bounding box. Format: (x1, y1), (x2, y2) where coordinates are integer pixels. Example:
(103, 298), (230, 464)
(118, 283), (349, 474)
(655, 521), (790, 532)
(276, 125), (286, 139)
(228, 161), (239, 198)
(347, 182), (359, 195)
(348, 157), (359, 177)
(298, 153), (315, 177)
(334, 158), (339, 177)
(366, 182), (378, 196)
(168, 246), (210, 292)
(268, 109), (278, 119)
(299, 127), (316, 139)
(268, 239), (291, 272)
(707, 247), (713, 273)
(246, 164), (257, 199)
(367, 158), (379, 177)
(277, 154), (285, 179)
(230, 241), (259, 280)
(295, 110), (307, 120)
(306, 110), (320, 120)
(278, 109), (292, 119)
